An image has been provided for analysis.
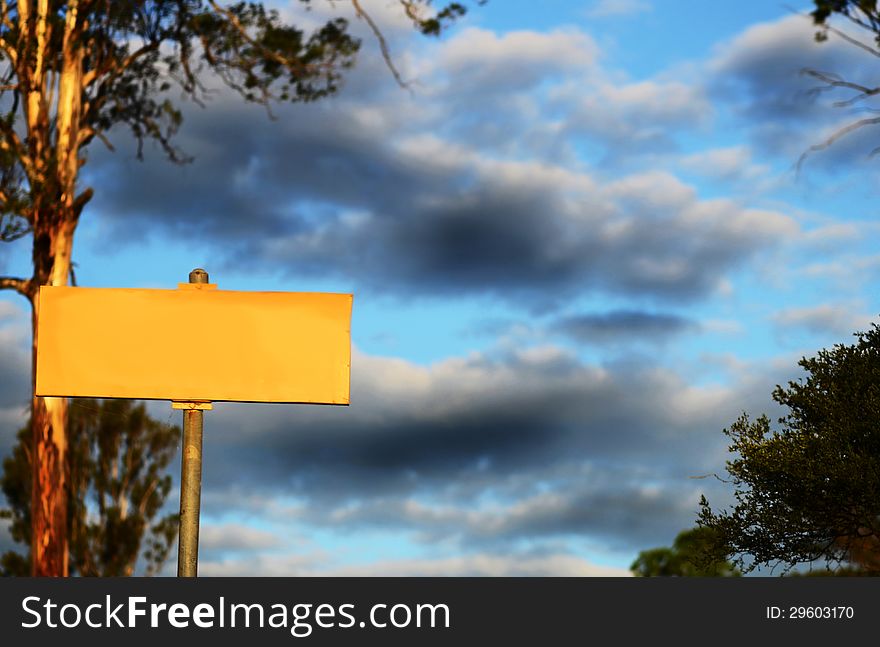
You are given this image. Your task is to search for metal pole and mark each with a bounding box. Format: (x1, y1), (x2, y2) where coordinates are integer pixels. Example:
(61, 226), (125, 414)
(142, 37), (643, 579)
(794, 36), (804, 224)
(177, 267), (208, 577)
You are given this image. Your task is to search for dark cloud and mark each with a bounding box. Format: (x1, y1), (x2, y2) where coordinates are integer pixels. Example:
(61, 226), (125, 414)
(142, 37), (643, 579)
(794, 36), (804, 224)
(201, 348), (726, 494)
(0, 303), (775, 562)
(296, 471), (706, 553)
(0, 309), (27, 547)
(0, 301), (31, 458)
(80, 20), (795, 307)
(0, 254), (759, 560)
(553, 310), (696, 344)
(712, 16), (859, 117)
(0, 301), (29, 392)
(85, 95), (795, 305)
(189, 346), (790, 552)
(0, 518), (19, 557)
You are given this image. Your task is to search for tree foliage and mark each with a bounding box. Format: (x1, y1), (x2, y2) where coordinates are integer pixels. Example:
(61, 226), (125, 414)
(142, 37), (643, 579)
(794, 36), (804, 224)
(812, 1), (880, 34)
(630, 527), (741, 577)
(0, 1), (482, 245)
(699, 324), (880, 574)
(1, 399), (179, 576)
(0, 0), (479, 576)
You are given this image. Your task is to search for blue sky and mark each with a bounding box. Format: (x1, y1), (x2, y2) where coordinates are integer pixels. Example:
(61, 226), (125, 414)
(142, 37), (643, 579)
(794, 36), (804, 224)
(2, 0), (879, 575)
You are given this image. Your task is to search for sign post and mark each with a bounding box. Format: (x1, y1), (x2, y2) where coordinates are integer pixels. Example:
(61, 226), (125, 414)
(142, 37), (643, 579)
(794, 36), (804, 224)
(34, 268), (353, 578)
(177, 404), (204, 576)
(176, 268), (210, 577)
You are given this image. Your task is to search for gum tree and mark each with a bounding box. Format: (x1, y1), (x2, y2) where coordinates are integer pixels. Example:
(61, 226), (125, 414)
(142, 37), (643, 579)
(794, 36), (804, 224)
(0, 0), (477, 576)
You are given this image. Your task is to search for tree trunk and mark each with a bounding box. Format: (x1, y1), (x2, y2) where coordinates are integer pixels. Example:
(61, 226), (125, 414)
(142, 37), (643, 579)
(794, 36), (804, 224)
(30, 307), (70, 577)
(30, 392), (68, 577)
(26, 0), (86, 577)
(29, 216), (76, 576)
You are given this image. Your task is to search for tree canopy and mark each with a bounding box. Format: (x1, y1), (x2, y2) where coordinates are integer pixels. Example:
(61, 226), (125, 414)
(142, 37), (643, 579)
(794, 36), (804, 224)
(698, 324), (880, 574)
(2, 398), (179, 576)
(630, 527), (741, 577)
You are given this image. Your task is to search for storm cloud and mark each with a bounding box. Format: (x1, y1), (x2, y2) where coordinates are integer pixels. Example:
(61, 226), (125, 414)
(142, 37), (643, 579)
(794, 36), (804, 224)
(0, 301), (30, 457)
(82, 20), (796, 306)
(183, 343), (792, 559)
(553, 310), (696, 344)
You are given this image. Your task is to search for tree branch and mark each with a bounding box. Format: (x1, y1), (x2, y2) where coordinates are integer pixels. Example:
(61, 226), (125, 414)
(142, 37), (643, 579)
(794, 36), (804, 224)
(0, 275), (30, 297)
(0, 116), (36, 181)
(798, 116), (880, 171)
(802, 68), (880, 107)
(82, 41), (159, 89)
(137, 478), (159, 518)
(833, 5), (880, 44)
(0, 0), (12, 29)
(0, 219), (32, 242)
(206, 0), (321, 77)
(0, 1), (17, 64)
(820, 19), (880, 58)
(77, 125), (114, 152)
(352, 0), (411, 90)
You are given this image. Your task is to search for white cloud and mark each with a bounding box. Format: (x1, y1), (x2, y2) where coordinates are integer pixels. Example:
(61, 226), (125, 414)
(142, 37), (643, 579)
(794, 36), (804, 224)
(327, 553), (630, 577)
(600, 79), (709, 125)
(197, 551), (330, 577)
(0, 299), (25, 323)
(438, 27), (599, 87)
(802, 222), (861, 245)
(800, 254), (880, 280)
(681, 146), (771, 184)
(311, 473), (706, 550)
(559, 78), (712, 152)
(587, 0), (652, 18)
(701, 319), (745, 335)
(771, 304), (874, 336)
(200, 523), (284, 552)
(198, 549), (629, 577)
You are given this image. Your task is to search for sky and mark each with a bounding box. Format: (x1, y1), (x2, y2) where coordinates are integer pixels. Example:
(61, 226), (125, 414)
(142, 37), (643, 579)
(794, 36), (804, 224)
(2, 0), (880, 576)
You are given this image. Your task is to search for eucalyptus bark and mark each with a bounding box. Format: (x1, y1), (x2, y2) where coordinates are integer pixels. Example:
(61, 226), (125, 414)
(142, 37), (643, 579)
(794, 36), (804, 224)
(17, 0), (90, 576)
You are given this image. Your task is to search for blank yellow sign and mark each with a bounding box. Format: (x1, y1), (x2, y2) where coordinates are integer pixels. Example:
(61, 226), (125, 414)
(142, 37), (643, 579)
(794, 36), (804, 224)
(35, 286), (352, 404)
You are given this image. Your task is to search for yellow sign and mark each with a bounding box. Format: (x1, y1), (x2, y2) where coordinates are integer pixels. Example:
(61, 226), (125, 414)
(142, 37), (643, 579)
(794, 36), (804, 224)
(35, 285), (352, 404)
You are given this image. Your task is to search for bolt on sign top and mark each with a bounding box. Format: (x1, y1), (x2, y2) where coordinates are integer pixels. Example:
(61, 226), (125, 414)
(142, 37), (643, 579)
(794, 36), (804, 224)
(34, 282), (352, 405)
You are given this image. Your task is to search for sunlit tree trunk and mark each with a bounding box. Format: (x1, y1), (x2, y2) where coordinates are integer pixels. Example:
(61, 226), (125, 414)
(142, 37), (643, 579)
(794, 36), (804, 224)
(25, 0), (86, 576)
(29, 220), (75, 576)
